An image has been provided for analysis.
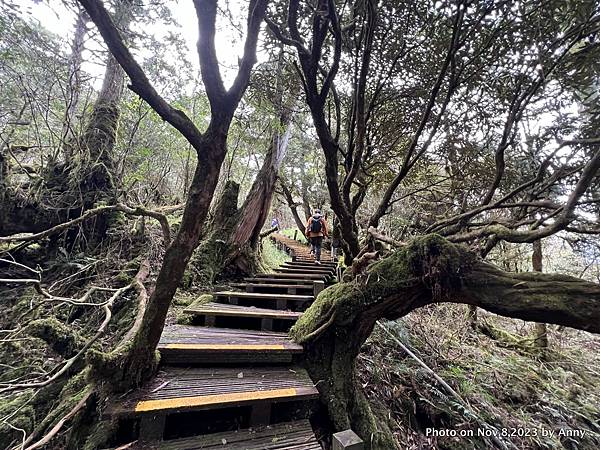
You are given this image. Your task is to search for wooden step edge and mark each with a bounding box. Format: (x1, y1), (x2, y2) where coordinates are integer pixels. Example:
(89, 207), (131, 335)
(230, 282), (314, 289)
(124, 419), (320, 449)
(158, 343), (303, 353)
(254, 274), (328, 280)
(284, 262), (337, 267)
(107, 386), (318, 417)
(274, 269), (333, 275)
(214, 291), (314, 300)
(183, 306), (303, 320)
(243, 278), (322, 284)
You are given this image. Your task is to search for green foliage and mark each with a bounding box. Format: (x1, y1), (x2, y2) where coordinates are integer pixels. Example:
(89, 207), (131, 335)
(0, 393), (36, 447)
(280, 227), (307, 243)
(260, 238), (291, 271)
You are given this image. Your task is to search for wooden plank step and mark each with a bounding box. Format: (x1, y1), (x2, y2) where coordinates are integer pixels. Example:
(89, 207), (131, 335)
(285, 261), (336, 268)
(214, 291), (314, 302)
(184, 303), (302, 320)
(134, 420), (321, 449)
(107, 366), (318, 417)
(280, 265), (335, 274)
(158, 326), (303, 364)
(231, 282), (314, 293)
(295, 259), (335, 265)
(254, 273), (328, 280)
(244, 278), (321, 285)
(275, 268), (333, 275)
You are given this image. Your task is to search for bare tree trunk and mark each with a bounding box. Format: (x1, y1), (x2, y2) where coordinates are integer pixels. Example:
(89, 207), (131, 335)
(191, 116), (293, 282)
(232, 115), (292, 247)
(532, 239), (548, 349)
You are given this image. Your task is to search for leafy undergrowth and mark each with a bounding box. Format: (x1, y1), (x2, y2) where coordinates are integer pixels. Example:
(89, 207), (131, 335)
(261, 237), (292, 272)
(280, 227), (308, 244)
(359, 304), (600, 450)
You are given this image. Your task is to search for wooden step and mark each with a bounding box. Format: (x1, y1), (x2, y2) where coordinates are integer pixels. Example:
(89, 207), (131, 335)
(275, 268), (333, 276)
(184, 303), (302, 321)
(214, 291), (314, 303)
(285, 261), (336, 269)
(230, 282), (314, 294)
(280, 265), (335, 274)
(244, 278), (322, 285)
(254, 273), (328, 281)
(158, 326), (303, 364)
(213, 291), (314, 310)
(134, 420), (321, 449)
(107, 366), (318, 418)
(295, 258), (335, 265)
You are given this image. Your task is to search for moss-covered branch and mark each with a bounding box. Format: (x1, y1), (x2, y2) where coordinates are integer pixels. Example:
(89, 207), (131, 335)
(0, 203), (174, 247)
(292, 235), (600, 449)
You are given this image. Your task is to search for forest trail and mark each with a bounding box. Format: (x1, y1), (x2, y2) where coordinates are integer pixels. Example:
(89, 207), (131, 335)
(106, 233), (337, 449)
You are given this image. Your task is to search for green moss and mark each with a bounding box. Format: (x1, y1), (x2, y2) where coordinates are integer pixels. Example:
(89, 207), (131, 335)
(81, 419), (118, 450)
(291, 235), (473, 343)
(176, 312), (194, 325)
(114, 268), (135, 284)
(190, 293), (214, 307)
(86, 339), (159, 393)
(173, 295), (195, 306)
(0, 392), (36, 448)
(260, 238), (291, 272)
(181, 268), (194, 289)
(0, 337), (56, 383)
(26, 317), (85, 357)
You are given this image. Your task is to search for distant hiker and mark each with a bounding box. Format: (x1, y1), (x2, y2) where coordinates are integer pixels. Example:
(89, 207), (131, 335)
(305, 209), (328, 264)
(271, 217), (279, 230)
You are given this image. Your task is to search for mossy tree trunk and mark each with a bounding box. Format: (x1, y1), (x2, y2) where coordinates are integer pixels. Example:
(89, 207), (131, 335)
(79, 0), (268, 391)
(0, 2), (129, 241)
(291, 235), (600, 449)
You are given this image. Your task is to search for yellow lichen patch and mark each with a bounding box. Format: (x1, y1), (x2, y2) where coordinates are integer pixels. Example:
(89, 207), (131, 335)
(134, 388), (298, 412)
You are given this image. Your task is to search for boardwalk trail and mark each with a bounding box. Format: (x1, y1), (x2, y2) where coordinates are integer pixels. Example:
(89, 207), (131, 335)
(107, 233), (337, 449)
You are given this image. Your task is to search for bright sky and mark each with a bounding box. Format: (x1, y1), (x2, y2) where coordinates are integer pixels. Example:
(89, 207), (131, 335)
(21, 0), (250, 90)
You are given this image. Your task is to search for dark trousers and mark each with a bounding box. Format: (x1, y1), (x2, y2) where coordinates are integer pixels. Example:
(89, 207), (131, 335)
(310, 236), (323, 261)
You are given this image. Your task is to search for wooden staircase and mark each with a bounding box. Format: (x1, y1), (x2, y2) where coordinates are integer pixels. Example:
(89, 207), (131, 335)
(107, 233), (336, 449)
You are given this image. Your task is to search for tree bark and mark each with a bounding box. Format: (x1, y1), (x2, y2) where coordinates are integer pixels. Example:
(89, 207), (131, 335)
(279, 180), (308, 238)
(231, 107), (293, 249)
(190, 115), (292, 283)
(291, 235), (600, 449)
(79, 0), (268, 389)
(532, 239), (548, 348)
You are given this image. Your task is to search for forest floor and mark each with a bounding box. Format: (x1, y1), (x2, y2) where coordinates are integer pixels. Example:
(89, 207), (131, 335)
(360, 304), (600, 450)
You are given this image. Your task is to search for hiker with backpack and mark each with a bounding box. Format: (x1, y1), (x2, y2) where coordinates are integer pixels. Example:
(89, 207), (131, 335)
(305, 209), (328, 264)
